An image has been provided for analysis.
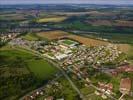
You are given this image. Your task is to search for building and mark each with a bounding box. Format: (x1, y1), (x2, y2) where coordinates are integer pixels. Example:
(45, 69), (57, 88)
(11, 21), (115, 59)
(98, 82), (113, 95)
(45, 96), (54, 100)
(55, 53), (68, 60)
(120, 78), (132, 94)
(117, 65), (133, 73)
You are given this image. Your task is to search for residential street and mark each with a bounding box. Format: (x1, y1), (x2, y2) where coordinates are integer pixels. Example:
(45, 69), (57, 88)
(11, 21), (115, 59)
(13, 46), (86, 100)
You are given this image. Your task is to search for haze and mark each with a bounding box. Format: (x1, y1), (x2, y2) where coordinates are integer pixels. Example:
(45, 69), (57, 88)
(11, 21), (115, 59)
(0, 0), (133, 5)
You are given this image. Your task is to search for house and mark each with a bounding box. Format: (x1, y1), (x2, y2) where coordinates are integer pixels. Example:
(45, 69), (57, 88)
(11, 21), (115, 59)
(117, 65), (133, 73)
(24, 96), (31, 100)
(45, 96), (54, 100)
(98, 82), (113, 95)
(119, 78), (132, 94)
(108, 65), (133, 76)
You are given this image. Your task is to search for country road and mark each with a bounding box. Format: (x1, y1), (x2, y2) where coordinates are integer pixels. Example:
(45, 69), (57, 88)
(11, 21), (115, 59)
(12, 45), (86, 100)
(12, 45), (118, 100)
(19, 74), (62, 100)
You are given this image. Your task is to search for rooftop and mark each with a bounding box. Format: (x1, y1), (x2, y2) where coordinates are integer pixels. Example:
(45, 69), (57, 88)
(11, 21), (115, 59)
(120, 78), (132, 94)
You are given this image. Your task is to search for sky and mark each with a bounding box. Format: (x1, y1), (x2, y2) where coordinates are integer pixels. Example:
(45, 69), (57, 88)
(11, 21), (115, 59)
(0, 0), (133, 5)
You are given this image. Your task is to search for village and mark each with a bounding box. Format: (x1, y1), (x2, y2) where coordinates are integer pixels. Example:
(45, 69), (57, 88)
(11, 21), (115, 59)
(0, 2), (133, 100)
(9, 36), (133, 100)
(0, 32), (20, 46)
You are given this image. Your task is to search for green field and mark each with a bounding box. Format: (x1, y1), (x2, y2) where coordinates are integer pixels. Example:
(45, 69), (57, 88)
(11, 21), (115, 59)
(0, 46), (58, 79)
(62, 39), (76, 45)
(28, 59), (58, 79)
(21, 33), (39, 41)
(0, 46), (58, 100)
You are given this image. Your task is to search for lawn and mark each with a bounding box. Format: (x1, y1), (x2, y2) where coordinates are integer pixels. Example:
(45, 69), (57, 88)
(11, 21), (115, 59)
(28, 59), (58, 79)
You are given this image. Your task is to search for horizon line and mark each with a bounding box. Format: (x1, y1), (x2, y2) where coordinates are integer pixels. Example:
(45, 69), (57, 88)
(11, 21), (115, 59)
(0, 3), (133, 6)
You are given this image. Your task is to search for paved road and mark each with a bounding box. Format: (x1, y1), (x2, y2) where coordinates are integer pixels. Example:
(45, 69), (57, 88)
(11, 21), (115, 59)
(12, 46), (86, 100)
(118, 93), (126, 100)
(89, 84), (117, 100)
(13, 45), (118, 100)
(12, 45), (118, 100)
(81, 77), (117, 100)
(19, 74), (62, 100)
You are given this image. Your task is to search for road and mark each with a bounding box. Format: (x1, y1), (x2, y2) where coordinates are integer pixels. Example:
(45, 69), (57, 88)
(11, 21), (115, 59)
(13, 45), (119, 100)
(19, 74), (62, 100)
(118, 93), (126, 100)
(12, 45), (119, 100)
(81, 77), (117, 100)
(89, 84), (117, 100)
(12, 45), (118, 100)
(12, 45), (86, 100)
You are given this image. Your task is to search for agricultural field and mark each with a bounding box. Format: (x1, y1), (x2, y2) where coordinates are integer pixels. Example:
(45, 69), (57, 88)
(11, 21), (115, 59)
(89, 33), (133, 44)
(36, 30), (133, 49)
(37, 16), (67, 23)
(67, 35), (132, 53)
(28, 59), (58, 79)
(117, 44), (131, 53)
(36, 30), (108, 46)
(21, 33), (40, 41)
(87, 20), (113, 26)
(0, 46), (36, 100)
(12, 46), (59, 79)
(36, 30), (132, 52)
(54, 11), (115, 16)
(67, 34), (108, 46)
(37, 30), (69, 40)
(0, 45), (58, 99)
(115, 20), (133, 27)
(0, 13), (26, 21)
(86, 20), (133, 27)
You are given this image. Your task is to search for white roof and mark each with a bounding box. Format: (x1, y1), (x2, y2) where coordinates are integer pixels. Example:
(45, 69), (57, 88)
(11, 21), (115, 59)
(55, 54), (68, 60)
